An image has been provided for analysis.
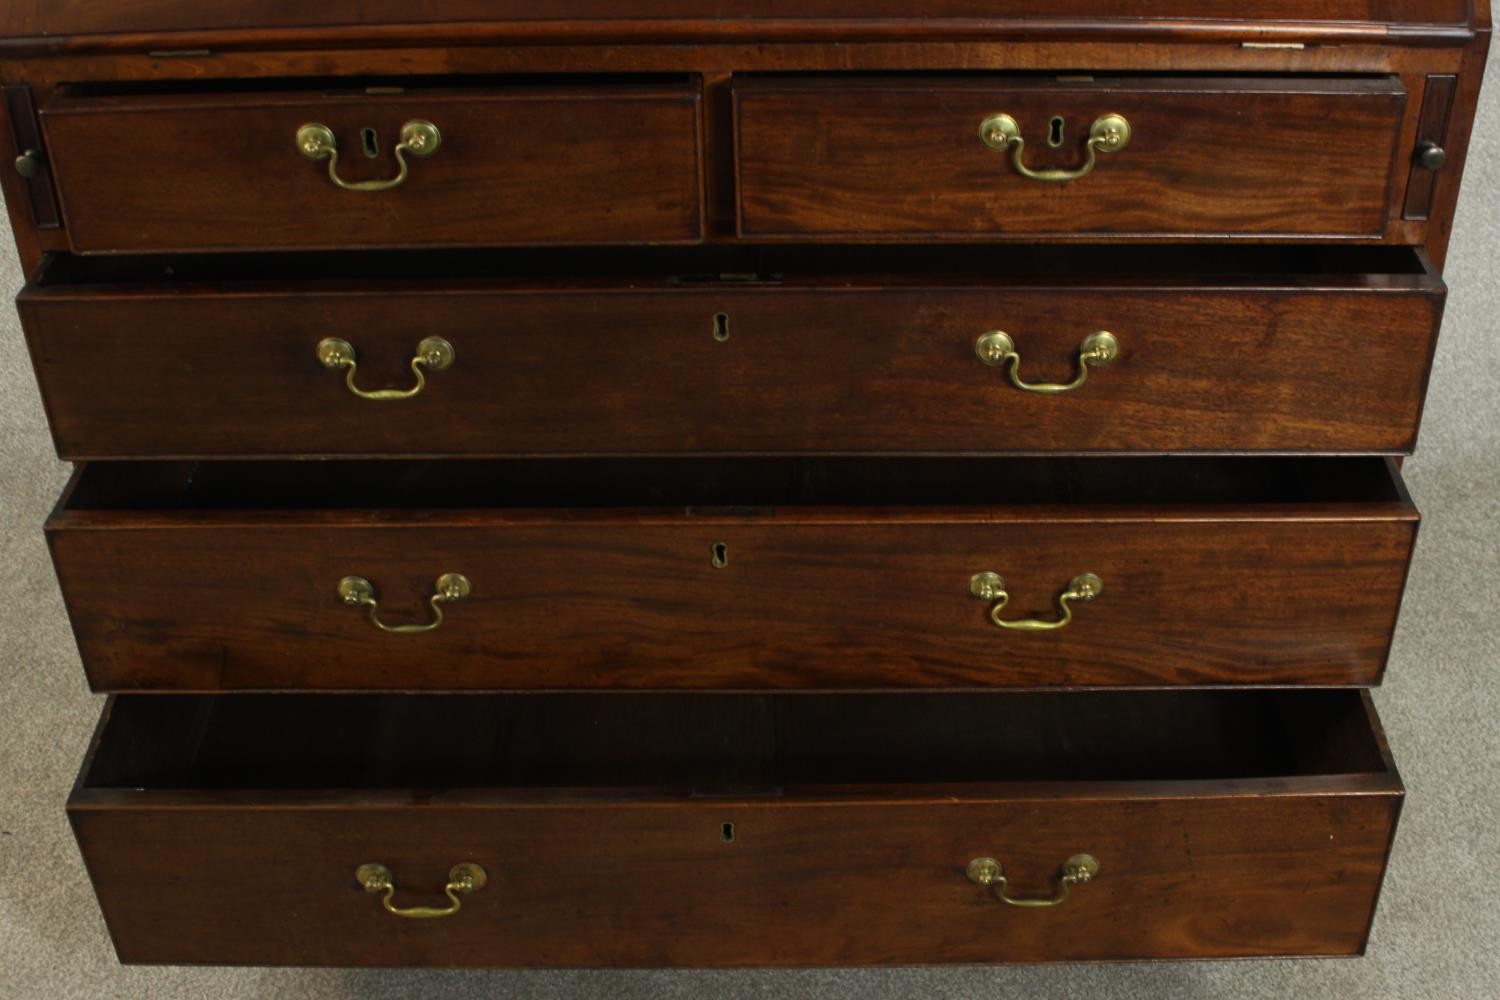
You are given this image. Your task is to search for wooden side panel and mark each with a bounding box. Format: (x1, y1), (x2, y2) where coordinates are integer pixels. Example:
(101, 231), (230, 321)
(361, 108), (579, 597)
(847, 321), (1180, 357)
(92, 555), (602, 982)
(40, 85), (703, 252)
(736, 77), (1406, 239)
(70, 791), (1400, 966)
(48, 516), (1417, 691)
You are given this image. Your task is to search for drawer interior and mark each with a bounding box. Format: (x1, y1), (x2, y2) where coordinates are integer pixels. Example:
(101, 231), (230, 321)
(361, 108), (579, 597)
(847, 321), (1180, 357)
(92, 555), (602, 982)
(61, 456), (1406, 512)
(31, 243), (1435, 290)
(82, 690), (1392, 794)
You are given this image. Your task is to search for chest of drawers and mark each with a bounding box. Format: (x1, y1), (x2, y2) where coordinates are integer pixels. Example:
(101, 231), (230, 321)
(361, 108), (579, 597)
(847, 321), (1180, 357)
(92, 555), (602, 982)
(1, 0), (1488, 969)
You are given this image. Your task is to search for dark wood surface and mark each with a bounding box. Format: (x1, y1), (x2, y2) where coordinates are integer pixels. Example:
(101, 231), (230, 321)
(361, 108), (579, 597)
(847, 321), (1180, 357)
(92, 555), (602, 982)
(0, 0), (1477, 56)
(20, 246), (1445, 458)
(47, 457), (1417, 691)
(0, 0), (1483, 970)
(69, 690), (1402, 966)
(40, 83), (703, 253)
(736, 76), (1406, 240)
(0, 6), (1483, 273)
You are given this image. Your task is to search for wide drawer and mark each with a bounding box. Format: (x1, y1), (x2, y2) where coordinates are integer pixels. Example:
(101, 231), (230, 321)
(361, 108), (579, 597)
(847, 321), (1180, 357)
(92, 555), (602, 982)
(38, 81), (703, 253)
(48, 456), (1417, 692)
(21, 246), (1445, 458)
(71, 689), (1403, 966)
(735, 76), (1406, 240)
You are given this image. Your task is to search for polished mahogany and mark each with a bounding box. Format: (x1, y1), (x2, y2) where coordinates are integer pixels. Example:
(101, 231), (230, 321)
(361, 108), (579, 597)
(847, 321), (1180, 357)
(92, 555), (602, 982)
(71, 690), (1402, 966)
(48, 458), (1417, 692)
(20, 246), (1445, 458)
(735, 76), (1407, 240)
(40, 82), (703, 253)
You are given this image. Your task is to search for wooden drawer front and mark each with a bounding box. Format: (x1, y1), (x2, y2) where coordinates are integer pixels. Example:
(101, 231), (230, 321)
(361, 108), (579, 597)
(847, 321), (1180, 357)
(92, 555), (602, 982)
(736, 77), (1405, 240)
(39, 83), (703, 252)
(21, 249), (1444, 458)
(48, 458), (1417, 692)
(71, 691), (1402, 965)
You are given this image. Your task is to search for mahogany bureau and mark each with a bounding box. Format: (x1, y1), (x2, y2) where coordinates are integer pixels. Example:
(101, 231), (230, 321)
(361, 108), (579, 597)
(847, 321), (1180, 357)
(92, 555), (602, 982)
(0, 0), (1487, 968)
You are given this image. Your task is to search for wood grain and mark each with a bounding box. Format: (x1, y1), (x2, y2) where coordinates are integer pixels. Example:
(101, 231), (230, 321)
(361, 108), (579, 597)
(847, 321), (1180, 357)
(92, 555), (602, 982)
(47, 458), (1418, 691)
(40, 83), (703, 253)
(19, 251), (1445, 458)
(736, 76), (1406, 239)
(69, 689), (1403, 966)
(0, 0), (1476, 57)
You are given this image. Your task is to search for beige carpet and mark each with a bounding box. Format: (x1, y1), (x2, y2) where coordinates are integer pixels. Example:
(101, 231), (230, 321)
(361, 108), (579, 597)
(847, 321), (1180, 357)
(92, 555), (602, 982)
(2, 58), (1498, 999)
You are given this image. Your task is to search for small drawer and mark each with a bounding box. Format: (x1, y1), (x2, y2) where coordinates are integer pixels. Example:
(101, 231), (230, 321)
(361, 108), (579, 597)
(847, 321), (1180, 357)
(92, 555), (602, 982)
(48, 456), (1417, 692)
(71, 689), (1403, 966)
(20, 245), (1444, 459)
(38, 81), (703, 252)
(735, 76), (1406, 240)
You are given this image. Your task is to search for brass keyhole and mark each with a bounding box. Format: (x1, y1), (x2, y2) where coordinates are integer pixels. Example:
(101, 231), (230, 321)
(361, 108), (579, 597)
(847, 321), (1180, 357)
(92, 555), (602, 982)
(721, 822), (736, 843)
(711, 542), (730, 568)
(1048, 116), (1066, 148)
(713, 312), (731, 342)
(361, 127), (381, 159)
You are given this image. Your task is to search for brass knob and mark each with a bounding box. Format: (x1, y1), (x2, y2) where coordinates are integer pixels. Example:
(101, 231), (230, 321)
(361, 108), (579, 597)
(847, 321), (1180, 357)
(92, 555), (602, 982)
(1416, 142), (1447, 170)
(13, 148), (41, 179)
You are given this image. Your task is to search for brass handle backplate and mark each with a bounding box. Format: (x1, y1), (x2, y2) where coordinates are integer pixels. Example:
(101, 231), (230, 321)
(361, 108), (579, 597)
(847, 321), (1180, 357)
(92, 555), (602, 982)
(975, 330), (1118, 393)
(357, 862), (487, 919)
(979, 113), (1130, 182)
(297, 119), (441, 192)
(339, 573), (472, 635)
(967, 854), (1100, 907)
(318, 336), (455, 401)
(969, 572), (1102, 632)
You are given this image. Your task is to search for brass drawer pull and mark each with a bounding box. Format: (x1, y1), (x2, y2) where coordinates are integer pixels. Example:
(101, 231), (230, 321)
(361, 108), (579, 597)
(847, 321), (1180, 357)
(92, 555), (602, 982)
(317, 336), (455, 401)
(966, 854), (1100, 908)
(979, 112), (1130, 182)
(339, 573), (472, 635)
(356, 863), (487, 919)
(296, 120), (441, 193)
(969, 572), (1102, 632)
(975, 330), (1118, 394)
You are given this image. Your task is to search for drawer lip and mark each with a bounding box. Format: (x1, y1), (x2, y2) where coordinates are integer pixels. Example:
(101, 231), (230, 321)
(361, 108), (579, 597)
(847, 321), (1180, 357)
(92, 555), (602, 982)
(19, 244), (1449, 298)
(70, 773), (1406, 810)
(43, 79), (704, 114)
(734, 74), (1407, 242)
(733, 74), (1411, 98)
(45, 457), (1420, 530)
(48, 504), (1420, 530)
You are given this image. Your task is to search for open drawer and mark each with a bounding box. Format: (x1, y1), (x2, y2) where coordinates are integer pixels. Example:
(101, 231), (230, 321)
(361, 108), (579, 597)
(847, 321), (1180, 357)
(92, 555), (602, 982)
(47, 456), (1418, 692)
(735, 75), (1407, 240)
(70, 689), (1404, 966)
(19, 245), (1445, 459)
(37, 79), (704, 253)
